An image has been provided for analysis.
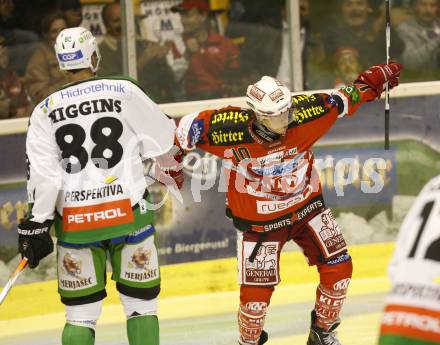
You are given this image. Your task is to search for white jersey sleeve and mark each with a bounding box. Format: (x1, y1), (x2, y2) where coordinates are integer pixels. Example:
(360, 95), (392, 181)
(26, 106), (63, 222)
(124, 85), (175, 160)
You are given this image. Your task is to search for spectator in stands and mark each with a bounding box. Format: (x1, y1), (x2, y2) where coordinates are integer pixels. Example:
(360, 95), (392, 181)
(173, 0), (241, 100)
(57, 0), (83, 28)
(0, 0), (14, 26)
(276, 0), (326, 90)
(0, 0), (39, 75)
(321, 0), (404, 68)
(24, 11), (68, 103)
(138, 1), (189, 101)
(383, 0), (413, 27)
(226, 0), (283, 88)
(0, 35), (32, 119)
(98, 1), (122, 76)
(332, 47), (364, 88)
(99, 2), (175, 103)
(396, 0), (440, 81)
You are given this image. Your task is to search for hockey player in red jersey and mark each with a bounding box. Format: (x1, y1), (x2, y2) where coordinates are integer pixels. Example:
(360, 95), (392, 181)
(176, 62), (402, 345)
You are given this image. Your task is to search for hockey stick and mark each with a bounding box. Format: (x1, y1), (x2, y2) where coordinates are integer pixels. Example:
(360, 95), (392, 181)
(0, 257), (28, 306)
(384, 0), (391, 150)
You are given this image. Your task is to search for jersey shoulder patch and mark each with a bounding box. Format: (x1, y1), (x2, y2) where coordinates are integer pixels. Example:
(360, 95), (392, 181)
(289, 93), (331, 127)
(37, 94), (56, 117)
(207, 108), (253, 146)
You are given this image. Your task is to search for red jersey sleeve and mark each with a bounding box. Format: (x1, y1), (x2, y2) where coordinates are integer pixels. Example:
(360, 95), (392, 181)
(287, 82), (378, 146)
(176, 106), (254, 158)
(334, 81), (378, 116)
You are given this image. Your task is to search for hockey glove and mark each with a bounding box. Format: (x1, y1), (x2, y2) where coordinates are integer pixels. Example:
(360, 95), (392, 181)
(355, 62), (403, 98)
(154, 146), (184, 189)
(18, 219), (54, 269)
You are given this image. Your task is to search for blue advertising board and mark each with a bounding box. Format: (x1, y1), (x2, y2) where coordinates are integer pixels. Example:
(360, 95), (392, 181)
(1, 94), (439, 265)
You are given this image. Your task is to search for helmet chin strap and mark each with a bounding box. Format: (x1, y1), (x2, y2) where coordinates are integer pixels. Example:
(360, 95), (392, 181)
(265, 123), (287, 135)
(259, 116), (288, 133)
(253, 119), (284, 142)
(90, 52), (101, 73)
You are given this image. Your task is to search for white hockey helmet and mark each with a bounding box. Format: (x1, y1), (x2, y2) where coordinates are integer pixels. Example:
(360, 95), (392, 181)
(246, 76), (292, 116)
(54, 27), (101, 72)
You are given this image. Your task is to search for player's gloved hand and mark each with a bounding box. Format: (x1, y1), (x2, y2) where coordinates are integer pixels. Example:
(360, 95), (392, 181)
(154, 146), (184, 189)
(168, 149), (184, 189)
(18, 219), (54, 269)
(355, 62), (403, 98)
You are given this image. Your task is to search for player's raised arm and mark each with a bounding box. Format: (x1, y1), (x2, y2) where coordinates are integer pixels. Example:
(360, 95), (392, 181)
(175, 106), (250, 157)
(340, 61), (403, 116)
(285, 62), (403, 147)
(293, 62), (402, 122)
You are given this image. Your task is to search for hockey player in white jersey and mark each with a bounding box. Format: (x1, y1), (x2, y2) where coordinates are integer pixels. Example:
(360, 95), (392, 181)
(17, 27), (183, 345)
(379, 175), (440, 345)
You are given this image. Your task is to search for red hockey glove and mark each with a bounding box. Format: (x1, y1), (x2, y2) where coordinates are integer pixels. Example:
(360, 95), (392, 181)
(154, 146), (184, 189)
(355, 62), (403, 98)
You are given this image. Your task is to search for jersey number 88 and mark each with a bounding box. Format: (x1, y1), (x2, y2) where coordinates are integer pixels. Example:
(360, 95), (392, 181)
(55, 117), (123, 174)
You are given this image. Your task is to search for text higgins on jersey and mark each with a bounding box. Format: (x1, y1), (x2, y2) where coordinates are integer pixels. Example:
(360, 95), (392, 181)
(48, 98), (121, 123)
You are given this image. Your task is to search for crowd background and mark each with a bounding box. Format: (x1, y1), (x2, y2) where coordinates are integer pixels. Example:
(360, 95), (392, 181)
(0, 0), (439, 119)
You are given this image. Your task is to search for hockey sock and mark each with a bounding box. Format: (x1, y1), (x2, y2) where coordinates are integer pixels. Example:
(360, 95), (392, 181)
(238, 285), (273, 345)
(62, 323), (95, 345)
(127, 315), (159, 345)
(314, 256), (353, 330)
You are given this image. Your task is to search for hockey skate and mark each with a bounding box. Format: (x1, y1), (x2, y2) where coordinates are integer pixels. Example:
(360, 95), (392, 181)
(306, 311), (341, 345)
(238, 330), (268, 345)
(258, 330), (268, 345)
